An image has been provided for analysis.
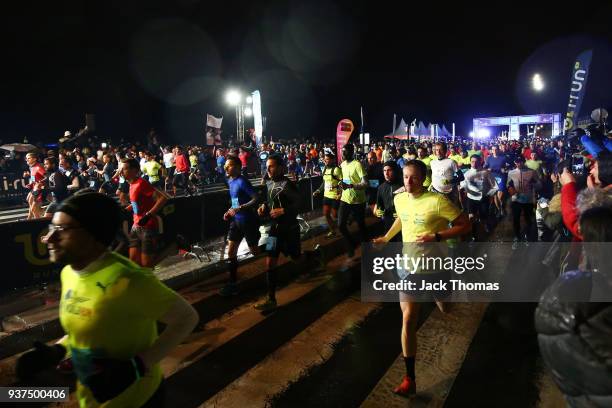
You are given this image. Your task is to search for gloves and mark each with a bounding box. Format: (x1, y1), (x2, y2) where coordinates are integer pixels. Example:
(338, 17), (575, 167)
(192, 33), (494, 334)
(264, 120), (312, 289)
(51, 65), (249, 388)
(16, 341), (66, 380)
(86, 356), (146, 403)
(137, 213), (152, 226)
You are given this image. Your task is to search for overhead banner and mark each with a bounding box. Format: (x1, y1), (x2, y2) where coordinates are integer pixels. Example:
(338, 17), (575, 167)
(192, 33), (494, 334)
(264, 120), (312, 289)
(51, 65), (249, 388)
(205, 114), (223, 146)
(336, 119), (354, 162)
(252, 90), (263, 147)
(563, 49), (593, 134)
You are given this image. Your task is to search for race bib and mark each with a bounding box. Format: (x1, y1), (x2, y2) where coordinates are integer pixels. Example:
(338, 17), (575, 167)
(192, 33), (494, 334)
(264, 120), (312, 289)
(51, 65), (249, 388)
(368, 179), (380, 188)
(231, 197), (240, 209)
(265, 236), (277, 251)
(325, 182), (334, 191)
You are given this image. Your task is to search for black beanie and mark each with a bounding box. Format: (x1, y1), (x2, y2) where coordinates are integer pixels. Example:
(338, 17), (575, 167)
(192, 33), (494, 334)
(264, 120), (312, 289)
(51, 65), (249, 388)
(56, 192), (121, 247)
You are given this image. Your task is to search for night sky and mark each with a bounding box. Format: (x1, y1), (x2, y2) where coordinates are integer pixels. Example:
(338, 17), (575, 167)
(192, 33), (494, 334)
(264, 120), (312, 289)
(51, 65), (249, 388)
(1, 1), (611, 145)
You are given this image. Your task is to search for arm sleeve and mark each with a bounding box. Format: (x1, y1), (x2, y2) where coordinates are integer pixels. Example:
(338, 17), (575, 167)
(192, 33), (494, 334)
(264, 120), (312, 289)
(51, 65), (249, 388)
(282, 181), (302, 217)
(561, 182), (582, 240)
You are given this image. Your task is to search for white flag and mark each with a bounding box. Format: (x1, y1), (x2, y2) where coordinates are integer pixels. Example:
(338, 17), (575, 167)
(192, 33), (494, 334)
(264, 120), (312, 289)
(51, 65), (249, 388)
(206, 114), (223, 129)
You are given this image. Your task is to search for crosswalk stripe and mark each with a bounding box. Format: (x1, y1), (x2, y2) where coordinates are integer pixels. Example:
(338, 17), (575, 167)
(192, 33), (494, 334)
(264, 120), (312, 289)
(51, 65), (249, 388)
(201, 293), (380, 407)
(361, 302), (488, 408)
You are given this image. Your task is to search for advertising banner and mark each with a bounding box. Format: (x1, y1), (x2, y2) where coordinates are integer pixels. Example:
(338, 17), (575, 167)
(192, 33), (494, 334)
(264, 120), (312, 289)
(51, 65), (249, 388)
(336, 119), (354, 162)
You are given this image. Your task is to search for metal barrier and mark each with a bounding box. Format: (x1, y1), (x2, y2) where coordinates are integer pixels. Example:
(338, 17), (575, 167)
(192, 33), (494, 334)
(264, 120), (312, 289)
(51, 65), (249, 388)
(0, 176), (323, 295)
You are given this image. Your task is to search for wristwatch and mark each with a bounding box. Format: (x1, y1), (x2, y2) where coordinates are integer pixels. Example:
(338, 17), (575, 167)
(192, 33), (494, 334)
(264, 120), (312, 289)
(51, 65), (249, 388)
(435, 232), (442, 242)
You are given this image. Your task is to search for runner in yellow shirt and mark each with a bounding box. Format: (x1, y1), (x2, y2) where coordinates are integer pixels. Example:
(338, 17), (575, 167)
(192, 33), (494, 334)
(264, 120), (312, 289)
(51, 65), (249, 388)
(373, 160), (470, 398)
(142, 152), (163, 190)
(338, 143), (368, 258)
(313, 152), (342, 237)
(16, 192), (198, 408)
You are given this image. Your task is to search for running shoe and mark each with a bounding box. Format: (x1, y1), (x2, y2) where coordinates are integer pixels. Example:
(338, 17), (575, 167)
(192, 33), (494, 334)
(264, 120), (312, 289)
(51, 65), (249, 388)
(219, 283), (239, 297)
(512, 238), (520, 251)
(254, 298), (277, 313)
(394, 376), (416, 397)
(326, 231), (336, 238)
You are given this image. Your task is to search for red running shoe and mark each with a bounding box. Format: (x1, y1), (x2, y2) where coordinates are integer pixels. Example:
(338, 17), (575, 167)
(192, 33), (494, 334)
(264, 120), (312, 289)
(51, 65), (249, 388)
(394, 376), (416, 397)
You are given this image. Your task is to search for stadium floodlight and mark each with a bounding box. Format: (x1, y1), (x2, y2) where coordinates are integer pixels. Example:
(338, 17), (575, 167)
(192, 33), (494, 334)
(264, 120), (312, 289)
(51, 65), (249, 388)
(225, 90), (242, 106)
(246, 96), (253, 104)
(532, 73), (544, 92)
(244, 107), (253, 117)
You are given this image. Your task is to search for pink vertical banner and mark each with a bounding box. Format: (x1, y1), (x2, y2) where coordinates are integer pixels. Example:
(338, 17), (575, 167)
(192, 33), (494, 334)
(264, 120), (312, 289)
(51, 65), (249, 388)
(336, 119), (354, 162)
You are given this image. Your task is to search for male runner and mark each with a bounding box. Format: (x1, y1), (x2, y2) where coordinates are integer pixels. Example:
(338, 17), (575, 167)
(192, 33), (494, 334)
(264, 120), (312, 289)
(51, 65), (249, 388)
(142, 152), (163, 190)
(17, 192), (198, 407)
(123, 158), (169, 267)
(507, 155), (541, 248)
(338, 143), (368, 258)
(430, 142), (464, 207)
(24, 153), (46, 219)
(219, 156), (261, 296)
(374, 160), (402, 241)
(173, 146), (190, 197)
(484, 145), (509, 217)
(373, 160), (470, 397)
(462, 155), (498, 241)
(255, 154), (302, 312)
(313, 152), (342, 237)
(42, 157), (69, 217)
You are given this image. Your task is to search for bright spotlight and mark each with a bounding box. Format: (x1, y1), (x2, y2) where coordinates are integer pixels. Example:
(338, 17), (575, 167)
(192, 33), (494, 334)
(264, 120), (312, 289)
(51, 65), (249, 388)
(477, 128), (490, 138)
(469, 131), (475, 138)
(225, 90), (241, 106)
(244, 107), (253, 117)
(532, 73), (544, 92)
(245, 96), (253, 104)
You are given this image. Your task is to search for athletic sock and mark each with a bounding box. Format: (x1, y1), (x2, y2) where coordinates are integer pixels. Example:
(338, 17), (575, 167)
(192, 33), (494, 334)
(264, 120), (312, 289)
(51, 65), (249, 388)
(266, 269), (277, 302)
(228, 257), (238, 284)
(404, 356), (416, 381)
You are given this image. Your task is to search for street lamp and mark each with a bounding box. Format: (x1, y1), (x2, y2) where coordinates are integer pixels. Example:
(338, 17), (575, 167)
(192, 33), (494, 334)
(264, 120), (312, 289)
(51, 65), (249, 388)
(225, 90), (256, 142)
(532, 73), (544, 92)
(226, 90), (241, 106)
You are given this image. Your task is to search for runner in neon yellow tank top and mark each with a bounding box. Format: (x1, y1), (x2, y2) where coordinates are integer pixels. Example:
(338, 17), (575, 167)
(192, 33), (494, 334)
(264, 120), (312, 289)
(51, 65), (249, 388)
(16, 192), (198, 408)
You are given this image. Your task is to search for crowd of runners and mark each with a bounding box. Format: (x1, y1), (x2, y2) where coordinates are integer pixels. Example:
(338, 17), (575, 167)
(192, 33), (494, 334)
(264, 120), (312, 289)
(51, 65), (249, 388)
(8, 128), (612, 405)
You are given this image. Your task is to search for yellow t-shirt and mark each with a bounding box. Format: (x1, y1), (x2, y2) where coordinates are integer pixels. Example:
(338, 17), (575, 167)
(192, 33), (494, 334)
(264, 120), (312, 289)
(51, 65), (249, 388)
(189, 154), (198, 168)
(142, 161), (161, 183)
(449, 154), (464, 165)
(59, 252), (178, 408)
(418, 156), (433, 187)
(322, 166), (342, 200)
(340, 160), (366, 204)
(525, 159), (542, 172)
(393, 191), (462, 273)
